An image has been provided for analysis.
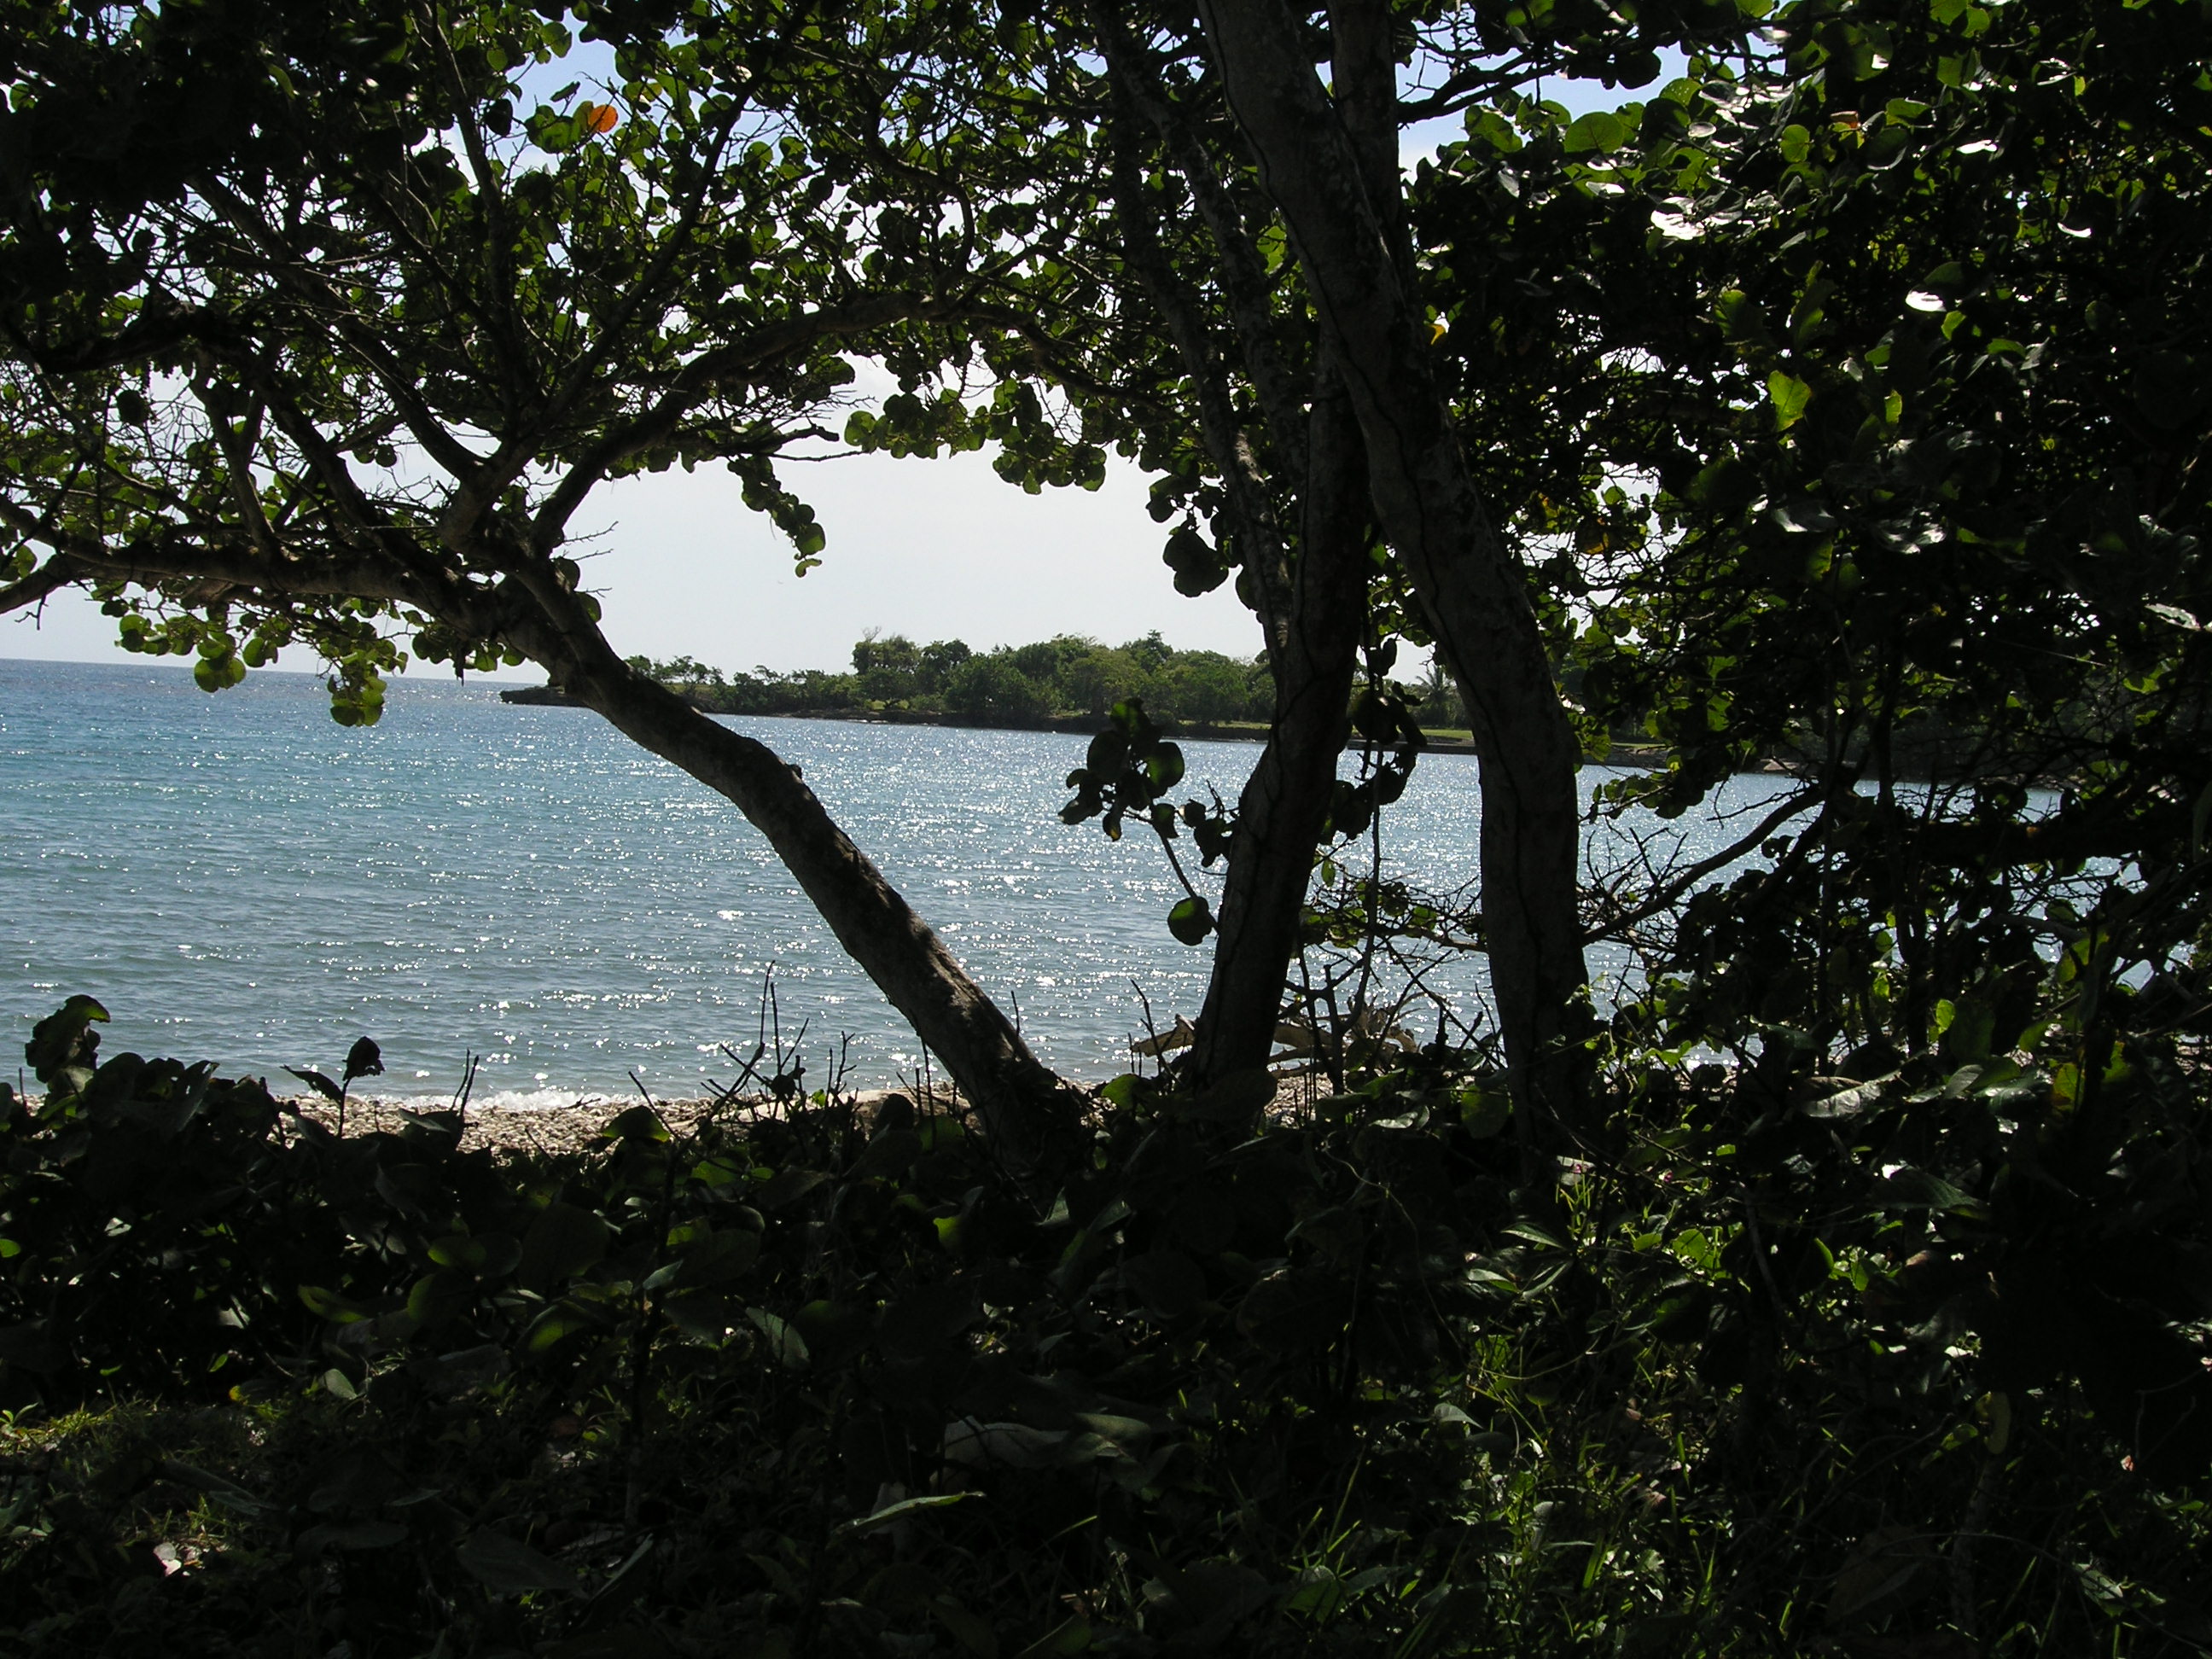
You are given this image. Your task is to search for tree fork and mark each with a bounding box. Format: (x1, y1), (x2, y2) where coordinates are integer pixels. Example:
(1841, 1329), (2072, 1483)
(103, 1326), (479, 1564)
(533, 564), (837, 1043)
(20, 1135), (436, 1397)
(1193, 0), (1595, 1136)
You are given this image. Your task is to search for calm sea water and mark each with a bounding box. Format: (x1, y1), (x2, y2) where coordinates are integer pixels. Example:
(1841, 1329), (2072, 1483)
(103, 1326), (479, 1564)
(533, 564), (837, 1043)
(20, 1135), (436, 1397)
(2, 658), (1775, 1103)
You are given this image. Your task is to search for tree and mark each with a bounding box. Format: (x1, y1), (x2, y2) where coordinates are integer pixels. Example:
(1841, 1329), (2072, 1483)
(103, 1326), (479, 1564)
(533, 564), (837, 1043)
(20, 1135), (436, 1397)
(1440, 0), (2212, 1063)
(1062, 643), (1155, 717)
(0, 0), (1097, 1164)
(917, 637), (973, 696)
(945, 652), (1053, 723)
(965, 2), (1767, 1131)
(853, 631), (922, 703)
(0, 0), (1842, 1161)
(1165, 649), (1252, 723)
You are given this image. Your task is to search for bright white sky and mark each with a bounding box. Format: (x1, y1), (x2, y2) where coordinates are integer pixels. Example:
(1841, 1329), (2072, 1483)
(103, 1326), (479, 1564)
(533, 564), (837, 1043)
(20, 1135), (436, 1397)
(3, 55), (1662, 679)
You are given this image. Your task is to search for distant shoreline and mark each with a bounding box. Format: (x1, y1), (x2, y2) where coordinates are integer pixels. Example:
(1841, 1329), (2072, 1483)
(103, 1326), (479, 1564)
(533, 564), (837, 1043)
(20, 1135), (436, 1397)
(497, 684), (1650, 763)
(496, 685), (2040, 783)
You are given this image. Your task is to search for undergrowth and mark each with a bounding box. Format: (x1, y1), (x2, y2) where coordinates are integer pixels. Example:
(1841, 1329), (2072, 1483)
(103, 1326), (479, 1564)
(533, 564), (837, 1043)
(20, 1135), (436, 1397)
(2, 992), (2208, 1656)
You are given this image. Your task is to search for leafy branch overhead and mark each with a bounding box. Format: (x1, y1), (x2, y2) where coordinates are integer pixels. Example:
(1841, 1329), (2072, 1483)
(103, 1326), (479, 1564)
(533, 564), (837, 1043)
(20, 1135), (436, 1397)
(0, 0), (1116, 707)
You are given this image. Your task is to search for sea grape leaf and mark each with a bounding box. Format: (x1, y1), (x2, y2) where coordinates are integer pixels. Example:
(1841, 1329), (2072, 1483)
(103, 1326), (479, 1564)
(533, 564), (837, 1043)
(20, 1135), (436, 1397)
(286, 1067), (344, 1105)
(1121, 1251), (1206, 1319)
(517, 1203), (610, 1293)
(755, 1167), (830, 1210)
(1167, 896), (1214, 946)
(835, 1490), (979, 1540)
(1236, 1269), (1351, 1353)
(27, 995), (108, 1088)
(748, 1307), (810, 1369)
(342, 1036), (382, 1084)
(457, 1528), (577, 1596)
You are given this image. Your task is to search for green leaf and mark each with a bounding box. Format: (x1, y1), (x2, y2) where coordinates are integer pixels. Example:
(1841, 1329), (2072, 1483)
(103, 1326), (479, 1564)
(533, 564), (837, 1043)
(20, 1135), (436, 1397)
(525, 1300), (605, 1353)
(405, 1271), (474, 1331)
(428, 1231), (521, 1278)
(660, 1290), (742, 1342)
(674, 1227), (760, 1285)
(1098, 1073), (1145, 1109)
(602, 1103), (668, 1143)
(1768, 370), (1813, 431)
(929, 1598), (1000, 1658)
(1121, 1250), (1206, 1319)
(834, 1490), (980, 1540)
(1457, 1087), (1511, 1139)
(1563, 110), (1626, 154)
(286, 1066), (344, 1105)
(457, 1529), (577, 1597)
(1167, 895), (1214, 946)
(747, 1306), (810, 1369)
(1871, 1167), (1984, 1217)
(1236, 1268), (1351, 1353)
(26, 995), (108, 1087)
(298, 1284), (371, 1324)
(754, 1167), (830, 1210)
(515, 1203), (610, 1294)
(1010, 1617), (1092, 1658)
(1861, 125), (1912, 170)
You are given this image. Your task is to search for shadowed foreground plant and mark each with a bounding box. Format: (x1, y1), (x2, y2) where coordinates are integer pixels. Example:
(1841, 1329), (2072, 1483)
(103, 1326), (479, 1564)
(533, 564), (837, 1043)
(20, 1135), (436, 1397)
(2, 993), (2207, 1656)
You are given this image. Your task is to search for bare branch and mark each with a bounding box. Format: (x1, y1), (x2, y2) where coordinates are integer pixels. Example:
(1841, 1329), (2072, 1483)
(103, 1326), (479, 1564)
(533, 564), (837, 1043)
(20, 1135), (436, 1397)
(1582, 784), (1821, 942)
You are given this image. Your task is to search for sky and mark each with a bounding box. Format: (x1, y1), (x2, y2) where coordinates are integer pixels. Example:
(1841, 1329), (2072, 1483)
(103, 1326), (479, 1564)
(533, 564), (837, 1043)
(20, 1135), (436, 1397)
(4, 447), (1260, 677)
(2, 47), (1672, 681)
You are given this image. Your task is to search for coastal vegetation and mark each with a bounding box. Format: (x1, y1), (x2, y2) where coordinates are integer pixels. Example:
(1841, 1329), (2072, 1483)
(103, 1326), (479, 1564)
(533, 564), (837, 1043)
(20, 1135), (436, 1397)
(618, 631), (1281, 728)
(3, 0), (2210, 1653)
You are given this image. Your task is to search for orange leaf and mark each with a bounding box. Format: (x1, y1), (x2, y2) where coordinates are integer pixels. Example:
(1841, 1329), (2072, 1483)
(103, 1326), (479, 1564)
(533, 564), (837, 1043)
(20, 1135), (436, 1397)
(579, 102), (619, 136)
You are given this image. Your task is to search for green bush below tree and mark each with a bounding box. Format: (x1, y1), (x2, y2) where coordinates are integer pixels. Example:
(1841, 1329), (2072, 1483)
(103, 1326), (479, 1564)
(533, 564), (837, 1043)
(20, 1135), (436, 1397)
(3, 975), (2209, 1656)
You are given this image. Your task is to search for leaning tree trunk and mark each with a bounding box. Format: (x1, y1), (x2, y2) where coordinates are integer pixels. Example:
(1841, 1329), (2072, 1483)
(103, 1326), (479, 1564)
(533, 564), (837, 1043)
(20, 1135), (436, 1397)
(1193, 0), (1594, 1136)
(498, 596), (1078, 1171)
(1188, 358), (1367, 1082)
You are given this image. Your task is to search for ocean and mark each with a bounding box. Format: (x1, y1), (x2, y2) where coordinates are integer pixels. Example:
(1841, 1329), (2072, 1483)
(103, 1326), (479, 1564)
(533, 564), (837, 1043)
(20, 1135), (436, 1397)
(2, 657), (1775, 1104)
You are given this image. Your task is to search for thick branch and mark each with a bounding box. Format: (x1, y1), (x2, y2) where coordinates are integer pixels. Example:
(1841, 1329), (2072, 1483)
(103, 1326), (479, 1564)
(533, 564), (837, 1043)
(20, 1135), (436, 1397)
(1190, 352), (1368, 1081)
(0, 550), (88, 618)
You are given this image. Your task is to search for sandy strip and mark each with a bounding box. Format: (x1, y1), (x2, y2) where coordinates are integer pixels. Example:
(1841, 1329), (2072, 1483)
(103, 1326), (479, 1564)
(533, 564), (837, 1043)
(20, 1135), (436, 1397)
(282, 1086), (951, 1158)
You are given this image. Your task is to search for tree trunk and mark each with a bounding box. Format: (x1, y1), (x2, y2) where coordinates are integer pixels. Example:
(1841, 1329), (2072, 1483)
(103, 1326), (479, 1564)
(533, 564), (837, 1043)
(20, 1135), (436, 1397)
(1193, 0), (1594, 1135)
(1189, 358), (1368, 1081)
(502, 605), (1079, 1171)
(1089, 36), (1368, 1087)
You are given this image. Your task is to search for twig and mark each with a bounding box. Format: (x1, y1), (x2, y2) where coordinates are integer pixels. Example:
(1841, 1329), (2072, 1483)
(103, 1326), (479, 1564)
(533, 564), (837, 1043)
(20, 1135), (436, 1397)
(1130, 976), (1163, 1075)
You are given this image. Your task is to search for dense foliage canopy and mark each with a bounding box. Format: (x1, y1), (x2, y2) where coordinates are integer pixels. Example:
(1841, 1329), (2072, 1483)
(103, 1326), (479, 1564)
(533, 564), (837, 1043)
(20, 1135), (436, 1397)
(4, 0), (2212, 1650)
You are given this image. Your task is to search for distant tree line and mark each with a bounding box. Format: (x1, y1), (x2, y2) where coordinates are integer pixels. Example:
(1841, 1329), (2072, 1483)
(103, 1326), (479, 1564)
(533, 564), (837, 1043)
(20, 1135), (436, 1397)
(622, 630), (1291, 727)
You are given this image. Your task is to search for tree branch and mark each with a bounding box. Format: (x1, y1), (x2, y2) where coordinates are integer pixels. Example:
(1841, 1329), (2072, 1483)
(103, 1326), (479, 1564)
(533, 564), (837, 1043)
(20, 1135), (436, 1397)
(527, 290), (968, 552)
